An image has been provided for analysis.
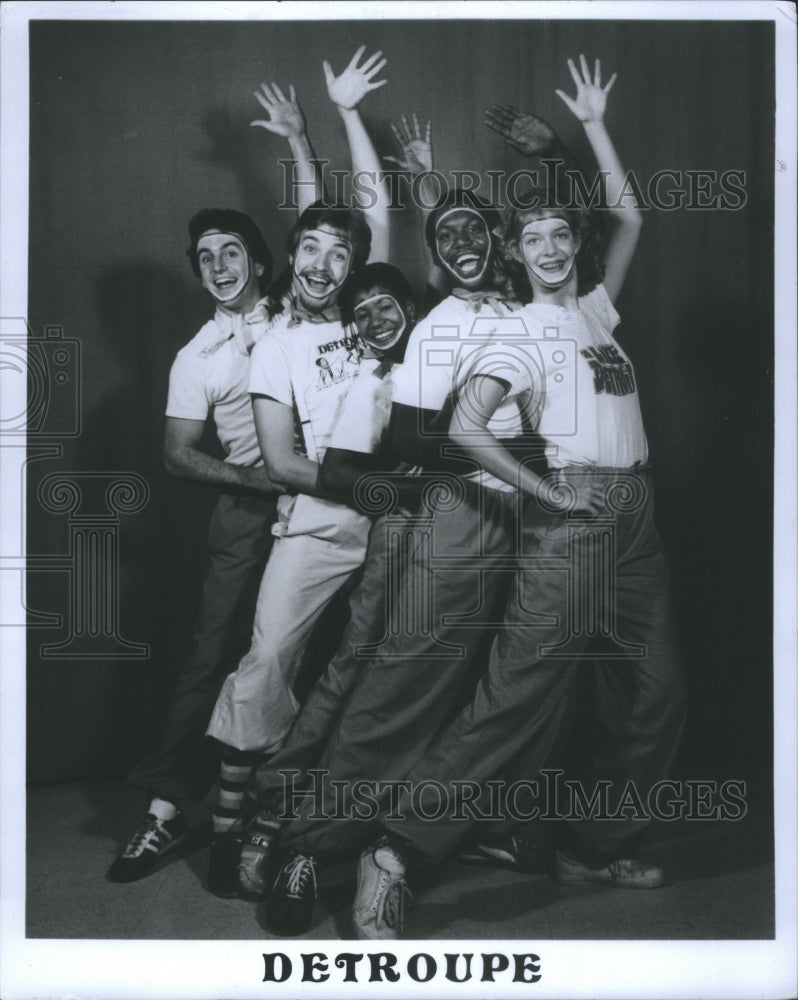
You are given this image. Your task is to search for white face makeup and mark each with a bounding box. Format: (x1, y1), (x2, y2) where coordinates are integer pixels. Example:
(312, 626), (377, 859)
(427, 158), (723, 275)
(291, 224), (354, 312)
(518, 216), (580, 291)
(352, 290), (407, 355)
(434, 207), (491, 288)
(196, 231), (261, 309)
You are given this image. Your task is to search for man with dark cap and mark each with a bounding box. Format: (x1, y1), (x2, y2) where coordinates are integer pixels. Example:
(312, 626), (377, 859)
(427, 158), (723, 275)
(107, 207), (281, 884)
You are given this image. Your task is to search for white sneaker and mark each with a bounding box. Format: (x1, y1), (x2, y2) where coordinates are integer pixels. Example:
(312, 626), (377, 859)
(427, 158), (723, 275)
(555, 850), (666, 888)
(353, 838), (411, 939)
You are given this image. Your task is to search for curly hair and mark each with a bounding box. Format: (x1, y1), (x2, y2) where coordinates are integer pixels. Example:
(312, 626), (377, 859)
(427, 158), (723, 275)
(499, 188), (606, 301)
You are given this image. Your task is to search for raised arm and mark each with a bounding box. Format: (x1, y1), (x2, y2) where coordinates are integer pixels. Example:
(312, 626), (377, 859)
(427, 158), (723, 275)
(556, 55), (642, 302)
(251, 81), (323, 214)
(387, 114), (449, 304)
(323, 46), (390, 262)
(163, 416), (279, 495)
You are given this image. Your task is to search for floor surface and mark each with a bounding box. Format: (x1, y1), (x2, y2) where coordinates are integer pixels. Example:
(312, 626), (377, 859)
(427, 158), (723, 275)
(26, 776), (774, 941)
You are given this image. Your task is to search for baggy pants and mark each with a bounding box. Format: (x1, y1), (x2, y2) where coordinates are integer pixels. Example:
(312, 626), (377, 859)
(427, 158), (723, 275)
(207, 503), (370, 752)
(385, 468), (687, 866)
(276, 480), (520, 859)
(128, 491), (277, 802)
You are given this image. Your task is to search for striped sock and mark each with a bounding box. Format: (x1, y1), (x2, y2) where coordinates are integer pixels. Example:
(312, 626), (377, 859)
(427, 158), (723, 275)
(212, 747), (264, 837)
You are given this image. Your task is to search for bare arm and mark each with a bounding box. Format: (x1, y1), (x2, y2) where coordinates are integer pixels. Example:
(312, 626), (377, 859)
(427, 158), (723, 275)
(556, 56), (642, 302)
(449, 376), (603, 514)
(324, 47), (390, 262)
(163, 416), (279, 495)
(252, 81), (323, 214)
(252, 395), (338, 499)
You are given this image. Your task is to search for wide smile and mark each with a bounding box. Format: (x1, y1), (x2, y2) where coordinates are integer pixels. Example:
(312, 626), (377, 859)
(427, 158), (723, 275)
(531, 257), (575, 285)
(453, 251), (484, 276)
(367, 325), (402, 346)
(299, 272), (335, 298)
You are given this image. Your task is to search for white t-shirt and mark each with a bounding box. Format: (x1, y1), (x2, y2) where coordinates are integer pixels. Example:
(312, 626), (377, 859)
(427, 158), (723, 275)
(249, 314), (361, 463)
(166, 304), (273, 467)
(390, 293), (526, 491)
(326, 356), (395, 455)
(249, 313), (374, 541)
(470, 285), (648, 469)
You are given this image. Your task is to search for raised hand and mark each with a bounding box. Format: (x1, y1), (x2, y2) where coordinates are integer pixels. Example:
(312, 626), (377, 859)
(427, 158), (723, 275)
(251, 82), (306, 139)
(385, 114), (433, 174)
(484, 105), (556, 156)
(555, 55), (617, 124)
(323, 46), (387, 111)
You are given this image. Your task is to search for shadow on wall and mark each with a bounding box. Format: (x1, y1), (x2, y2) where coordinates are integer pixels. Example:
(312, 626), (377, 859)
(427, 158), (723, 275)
(26, 263), (218, 782)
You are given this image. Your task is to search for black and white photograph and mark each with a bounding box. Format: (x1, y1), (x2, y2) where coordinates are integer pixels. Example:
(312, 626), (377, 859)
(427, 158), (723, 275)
(1, 2), (796, 998)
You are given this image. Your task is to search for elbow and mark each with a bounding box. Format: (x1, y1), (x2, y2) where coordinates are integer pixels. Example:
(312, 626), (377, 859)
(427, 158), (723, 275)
(623, 210), (643, 232)
(262, 457), (293, 495)
(162, 446), (182, 477)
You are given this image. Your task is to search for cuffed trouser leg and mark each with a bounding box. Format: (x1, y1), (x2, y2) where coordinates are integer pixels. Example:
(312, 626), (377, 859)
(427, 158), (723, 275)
(277, 483), (519, 860)
(384, 470), (686, 867)
(127, 492), (277, 802)
(207, 524), (369, 753)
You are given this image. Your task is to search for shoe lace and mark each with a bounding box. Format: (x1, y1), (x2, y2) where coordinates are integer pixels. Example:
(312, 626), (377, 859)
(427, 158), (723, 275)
(610, 858), (646, 876)
(125, 816), (160, 855)
(284, 854), (317, 897)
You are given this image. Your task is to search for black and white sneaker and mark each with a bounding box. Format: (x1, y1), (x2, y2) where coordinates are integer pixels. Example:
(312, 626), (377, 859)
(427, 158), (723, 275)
(265, 852), (318, 936)
(107, 812), (188, 883)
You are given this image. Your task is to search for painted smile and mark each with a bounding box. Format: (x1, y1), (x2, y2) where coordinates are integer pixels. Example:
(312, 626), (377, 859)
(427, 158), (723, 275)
(454, 252), (483, 275)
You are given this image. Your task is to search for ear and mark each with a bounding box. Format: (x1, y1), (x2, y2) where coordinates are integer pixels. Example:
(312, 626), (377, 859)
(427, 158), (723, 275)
(404, 301), (416, 327)
(255, 262), (265, 277)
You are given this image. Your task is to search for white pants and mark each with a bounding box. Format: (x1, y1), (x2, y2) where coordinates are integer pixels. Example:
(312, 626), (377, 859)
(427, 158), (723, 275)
(207, 496), (370, 751)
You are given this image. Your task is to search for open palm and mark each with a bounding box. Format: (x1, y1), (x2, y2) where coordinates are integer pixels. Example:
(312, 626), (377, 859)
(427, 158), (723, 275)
(251, 82), (305, 139)
(484, 105), (556, 156)
(555, 55), (617, 123)
(323, 46), (387, 111)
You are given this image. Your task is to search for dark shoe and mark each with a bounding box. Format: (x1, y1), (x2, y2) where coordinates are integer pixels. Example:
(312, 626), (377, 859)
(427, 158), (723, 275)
(458, 834), (554, 875)
(555, 850), (666, 888)
(107, 812), (188, 883)
(206, 834), (243, 898)
(265, 852), (318, 936)
(352, 838), (411, 940)
(238, 813), (280, 899)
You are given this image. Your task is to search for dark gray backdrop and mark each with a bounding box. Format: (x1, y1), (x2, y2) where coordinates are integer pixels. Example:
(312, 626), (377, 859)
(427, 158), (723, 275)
(25, 18), (774, 785)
